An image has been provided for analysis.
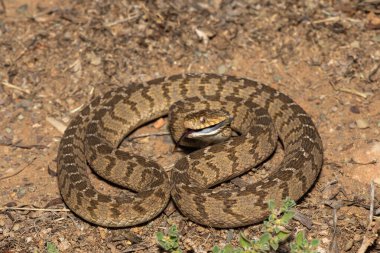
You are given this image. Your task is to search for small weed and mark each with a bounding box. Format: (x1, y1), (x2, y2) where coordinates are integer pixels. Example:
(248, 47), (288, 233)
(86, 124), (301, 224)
(46, 241), (59, 253)
(290, 230), (320, 253)
(213, 198), (319, 253)
(156, 225), (182, 253)
(156, 198), (320, 253)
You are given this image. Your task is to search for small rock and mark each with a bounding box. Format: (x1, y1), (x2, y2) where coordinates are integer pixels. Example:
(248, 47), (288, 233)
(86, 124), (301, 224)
(321, 237), (330, 244)
(349, 122), (356, 129)
(350, 41), (360, 48)
(17, 99), (33, 109)
(17, 114), (24, 120)
(217, 65), (227, 74)
(344, 239), (354, 251)
(195, 28), (215, 44)
(331, 106), (338, 112)
(25, 237), (33, 243)
(350, 106), (360, 114)
(353, 234), (362, 242)
(356, 119), (369, 129)
(16, 187), (26, 198)
(153, 118), (166, 129)
(67, 98), (75, 105)
(12, 223), (20, 231)
(88, 52), (102, 66)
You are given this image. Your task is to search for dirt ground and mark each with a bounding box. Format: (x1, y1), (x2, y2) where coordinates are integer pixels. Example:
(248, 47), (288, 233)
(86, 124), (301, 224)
(0, 0), (380, 252)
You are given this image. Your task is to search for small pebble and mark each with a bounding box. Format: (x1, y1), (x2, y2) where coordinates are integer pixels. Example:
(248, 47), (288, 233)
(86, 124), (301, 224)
(350, 41), (360, 48)
(331, 106), (338, 112)
(67, 98), (75, 105)
(17, 114), (24, 120)
(344, 239), (354, 251)
(353, 234), (361, 242)
(17, 99), (33, 109)
(356, 119), (369, 129)
(16, 187), (26, 198)
(217, 65), (227, 74)
(12, 223), (20, 231)
(25, 237), (33, 243)
(350, 106), (360, 114)
(349, 122), (356, 129)
(5, 128), (11, 133)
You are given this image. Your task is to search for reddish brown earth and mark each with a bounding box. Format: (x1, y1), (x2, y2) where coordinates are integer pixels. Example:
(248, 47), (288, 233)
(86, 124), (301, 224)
(0, 0), (380, 252)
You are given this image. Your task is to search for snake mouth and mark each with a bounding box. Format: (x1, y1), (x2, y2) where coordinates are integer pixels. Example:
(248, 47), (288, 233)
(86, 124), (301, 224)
(186, 116), (233, 138)
(174, 116), (233, 150)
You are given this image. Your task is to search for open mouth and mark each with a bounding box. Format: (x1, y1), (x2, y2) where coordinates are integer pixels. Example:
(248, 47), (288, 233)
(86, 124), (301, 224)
(187, 116), (233, 138)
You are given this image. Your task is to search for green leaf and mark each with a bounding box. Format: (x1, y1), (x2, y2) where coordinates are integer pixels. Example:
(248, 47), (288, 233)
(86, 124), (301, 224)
(283, 198), (296, 211)
(267, 199), (276, 211)
(223, 244), (235, 253)
(277, 231), (290, 241)
(46, 242), (59, 253)
(281, 210), (295, 224)
(156, 231), (164, 241)
(212, 246), (221, 253)
(259, 232), (271, 244)
(270, 239), (279, 250)
(168, 225), (178, 237)
(311, 239), (319, 247)
(239, 233), (252, 250)
(295, 231), (305, 246)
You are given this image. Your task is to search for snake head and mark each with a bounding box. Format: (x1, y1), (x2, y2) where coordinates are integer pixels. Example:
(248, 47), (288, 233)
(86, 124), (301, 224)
(178, 109), (233, 147)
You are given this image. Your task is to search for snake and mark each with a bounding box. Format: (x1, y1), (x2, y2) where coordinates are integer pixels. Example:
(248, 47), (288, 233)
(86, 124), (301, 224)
(57, 73), (323, 228)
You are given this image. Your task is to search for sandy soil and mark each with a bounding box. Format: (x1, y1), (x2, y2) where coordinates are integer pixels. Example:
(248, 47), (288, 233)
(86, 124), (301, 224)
(0, 0), (380, 252)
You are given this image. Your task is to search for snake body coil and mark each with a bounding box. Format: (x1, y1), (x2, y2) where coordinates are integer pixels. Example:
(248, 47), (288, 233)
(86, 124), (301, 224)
(57, 73), (323, 228)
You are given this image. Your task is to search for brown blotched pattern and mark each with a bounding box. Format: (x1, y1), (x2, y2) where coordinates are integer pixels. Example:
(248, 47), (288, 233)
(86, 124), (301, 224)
(57, 73), (323, 228)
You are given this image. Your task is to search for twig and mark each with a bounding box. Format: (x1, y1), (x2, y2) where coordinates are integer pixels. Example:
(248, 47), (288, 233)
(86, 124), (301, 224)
(31, 7), (60, 20)
(357, 180), (380, 253)
(0, 0), (5, 14)
(368, 63), (380, 82)
(126, 132), (170, 141)
(0, 142), (47, 150)
(329, 81), (368, 98)
(122, 243), (156, 252)
(1, 81), (30, 94)
(0, 157), (36, 180)
(46, 117), (67, 134)
(104, 12), (141, 27)
(313, 16), (341, 24)
(294, 211), (313, 229)
(357, 219), (380, 253)
(0, 206), (70, 212)
(329, 207), (339, 253)
(312, 16), (362, 24)
(349, 158), (377, 165)
(370, 180), (375, 222)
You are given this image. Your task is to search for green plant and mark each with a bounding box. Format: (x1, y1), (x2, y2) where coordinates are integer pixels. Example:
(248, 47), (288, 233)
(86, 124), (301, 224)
(156, 198), (320, 253)
(212, 198), (319, 253)
(290, 230), (319, 253)
(46, 241), (59, 253)
(156, 225), (182, 253)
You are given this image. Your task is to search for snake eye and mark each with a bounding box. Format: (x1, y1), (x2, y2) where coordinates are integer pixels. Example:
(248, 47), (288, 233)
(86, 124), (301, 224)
(200, 116), (206, 124)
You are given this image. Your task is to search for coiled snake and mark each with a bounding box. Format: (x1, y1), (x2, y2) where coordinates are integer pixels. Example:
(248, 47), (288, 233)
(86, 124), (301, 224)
(57, 73), (323, 228)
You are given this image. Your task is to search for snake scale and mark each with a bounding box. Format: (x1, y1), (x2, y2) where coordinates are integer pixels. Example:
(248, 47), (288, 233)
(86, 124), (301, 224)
(57, 73), (323, 228)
